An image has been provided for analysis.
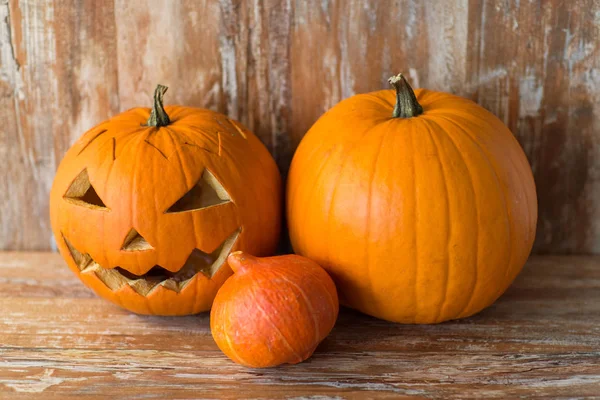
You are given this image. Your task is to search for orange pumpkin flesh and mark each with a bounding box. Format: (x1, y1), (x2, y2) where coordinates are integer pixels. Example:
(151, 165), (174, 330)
(210, 251), (339, 368)
(50, 86), (281, 315)
(287, 74), (538, 324)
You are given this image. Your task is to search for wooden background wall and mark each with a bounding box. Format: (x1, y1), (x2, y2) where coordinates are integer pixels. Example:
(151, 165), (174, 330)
(1, 0), (599, 253)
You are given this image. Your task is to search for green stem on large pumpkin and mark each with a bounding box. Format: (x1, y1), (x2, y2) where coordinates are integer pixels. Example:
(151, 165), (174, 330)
(388, 73), (423, 118)
(146, 84), (171, 127)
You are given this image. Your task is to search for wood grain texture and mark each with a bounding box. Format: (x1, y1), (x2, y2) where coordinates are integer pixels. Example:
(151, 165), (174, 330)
(0, 0), (119, 251)
(1, 0), (599, 252)
(0, 252), (599, 398)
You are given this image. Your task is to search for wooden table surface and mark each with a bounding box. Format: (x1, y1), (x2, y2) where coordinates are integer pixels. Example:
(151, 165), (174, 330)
(0, 253), (598, 399)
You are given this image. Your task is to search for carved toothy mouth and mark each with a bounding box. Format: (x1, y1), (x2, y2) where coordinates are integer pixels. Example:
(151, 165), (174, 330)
(62, 229), (240, 296)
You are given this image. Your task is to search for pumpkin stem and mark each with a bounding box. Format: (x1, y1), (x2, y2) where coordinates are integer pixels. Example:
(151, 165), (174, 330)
(228, 251), (257, 274)
(388, 73), (423, 118)
(146, 84), (171, 127)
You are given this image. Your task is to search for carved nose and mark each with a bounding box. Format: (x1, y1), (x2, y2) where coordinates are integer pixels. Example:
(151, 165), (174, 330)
(121, 228), (153, 251)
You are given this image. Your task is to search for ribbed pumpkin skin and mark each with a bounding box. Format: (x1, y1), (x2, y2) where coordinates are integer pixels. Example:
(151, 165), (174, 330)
(50, 106), (281, 315)
(211, 252), (339, 368)
(287, 89), (537, 324)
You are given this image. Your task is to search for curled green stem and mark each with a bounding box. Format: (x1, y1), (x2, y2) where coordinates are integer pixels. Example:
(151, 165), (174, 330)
(388, 73), (423, 118)
(146, 84), (171, 127)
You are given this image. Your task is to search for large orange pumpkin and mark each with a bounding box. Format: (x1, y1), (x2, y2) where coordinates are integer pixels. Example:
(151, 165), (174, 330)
(50, 85), (281, 315)
(287, 74), (537, 324)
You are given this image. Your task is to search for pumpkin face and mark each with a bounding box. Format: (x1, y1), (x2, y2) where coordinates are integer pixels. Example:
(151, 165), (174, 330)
(50, 86), (281, 316)
(286, 74), (537, 324)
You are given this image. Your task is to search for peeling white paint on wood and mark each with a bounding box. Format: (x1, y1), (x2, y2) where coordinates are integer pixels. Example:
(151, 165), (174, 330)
(337, 5), (356, 100)
(1, 369), (85, 393)
(424, 0), (469, 92)
(0, 0), (57, 251)
(519, 68), (544, 117)
(218, 0), (238, 120)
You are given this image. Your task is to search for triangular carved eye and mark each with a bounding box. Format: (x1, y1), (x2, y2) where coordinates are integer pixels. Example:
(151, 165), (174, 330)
(166, 169), (231, 213)
(63, 169), (109, 210)
(121, 228), (154, 251)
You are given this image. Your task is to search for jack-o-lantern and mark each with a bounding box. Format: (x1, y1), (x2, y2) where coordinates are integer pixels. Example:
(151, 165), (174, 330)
(50, 85), (281, 315)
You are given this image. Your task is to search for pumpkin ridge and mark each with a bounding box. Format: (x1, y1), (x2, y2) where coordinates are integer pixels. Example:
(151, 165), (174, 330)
(163, 126), (201, 253)
(144, 125), (193, 159)
(78, 129), (111, 163)
(143, 138), (168, 160)
(434, 115), (512, 318)
(289, 140), (335, 251)
(325, 123), (387, 268)
(129, 130), (145, 263)
(451, 117), (521, 303)
(163, 126), (194, 165)
(364, 131), (387, 315)
(409, 125), (421, 322)
(101, 125), (152, 163)
(483, 117), (536, 280)
(163, 126), (212, 162)
(222, 316), (249, 366)
(251, 288), (304, 364)
(178, 125), (221, 151)
(78, 129), (107, 156)
(100, 163), (110, 267)
(275, 271), (320, 344)
(302, 265), (339, 320)
(426, 117), (479, 321)
(323, 142), (351, 263)
(233, 137), (277, 249)
(423, 120), (452, 323)
(504, 146), (536, 274)
(106, 124), (143, 141)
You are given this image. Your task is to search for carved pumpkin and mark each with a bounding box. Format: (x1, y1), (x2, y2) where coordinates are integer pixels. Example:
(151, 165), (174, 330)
(287, 74), (537, 324)
(50, 85), (281, 315)
(211, 251), (339, 368)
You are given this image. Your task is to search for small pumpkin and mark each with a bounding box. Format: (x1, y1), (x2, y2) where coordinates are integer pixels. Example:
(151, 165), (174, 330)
(210, 251), (339, 368)
(49, 85), (281, 315)
(286, 73), (537, 324)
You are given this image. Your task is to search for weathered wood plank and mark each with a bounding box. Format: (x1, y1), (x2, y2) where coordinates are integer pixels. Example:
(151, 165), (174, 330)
(114, 0), (222, 111)
(217, 0), (294, 174)
(0, 0), (119, 251)
(467, 0), (600, 253)
(115, 0), (294, 174)
(0, 253), (599, 398)
(1, 0), (600, 253)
